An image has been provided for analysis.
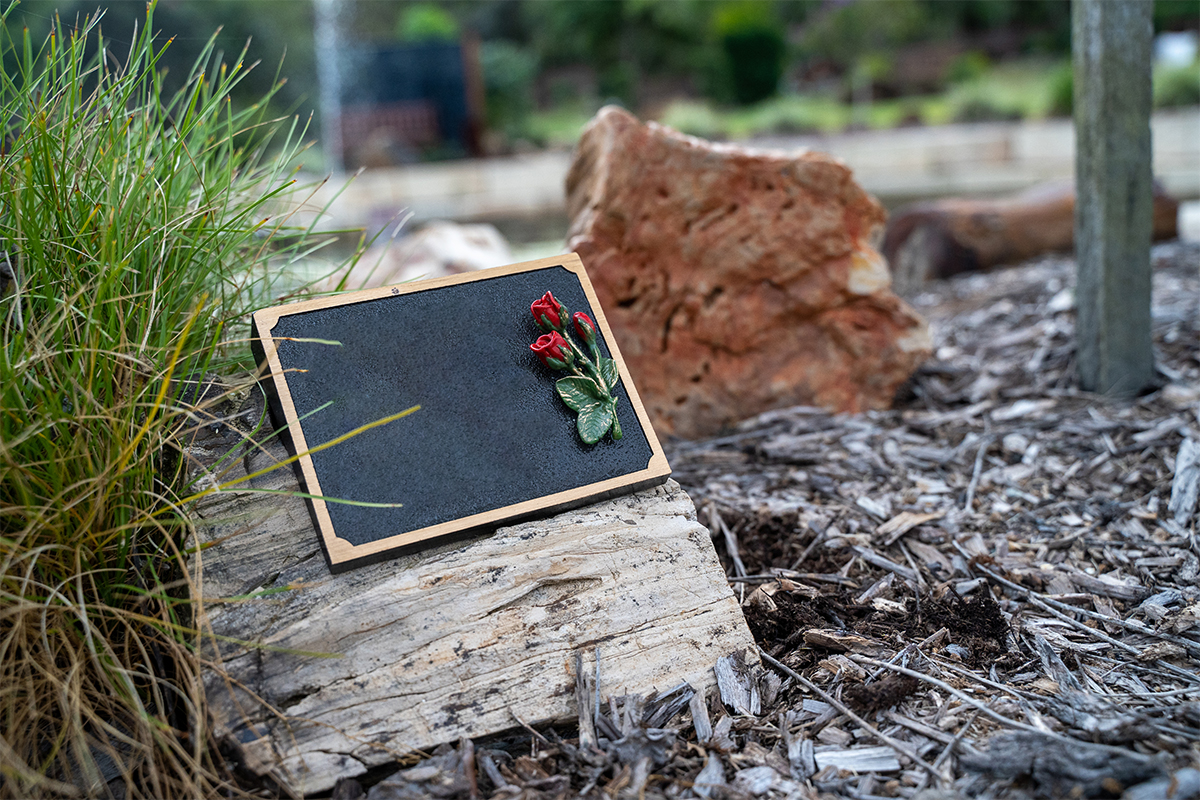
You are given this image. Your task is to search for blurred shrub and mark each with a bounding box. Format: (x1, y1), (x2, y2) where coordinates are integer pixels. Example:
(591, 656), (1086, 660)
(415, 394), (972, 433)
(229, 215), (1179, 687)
(622, 0), (713, 76)
(712, 1), (786, 105)
(740, 95), (849, 134)
(524, 1), (630, 104)
(1154, 61), (1200, 107)
(916, 0), (1073, 54)
(799, 0), (928, 73)
(598, 62), (639, 105)
(952, 96), (1023, 123)
(11, 0), (315, 121)
(1040, 58), (1199, 116)
(851, 52), (894, 94)
(481, 41), (539, 135)
(397, 3), (459, 42)
(549, 77), (584, 107)
(1154, 0), (1200, 33)
(521, 105), (595, 148)
(658, 95), (849, 140)
(929, 0), (1018, 33)
(1046, 61), (1073, 116)
(1012, 1), (1072, 55)
(520, 0), (716, 108)
(659, 99), (727, 138)
(946, 51), (991, 84)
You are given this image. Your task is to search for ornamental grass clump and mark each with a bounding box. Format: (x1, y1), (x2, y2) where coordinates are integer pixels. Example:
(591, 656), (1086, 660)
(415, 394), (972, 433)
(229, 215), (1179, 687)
(0, 6), (332, 797)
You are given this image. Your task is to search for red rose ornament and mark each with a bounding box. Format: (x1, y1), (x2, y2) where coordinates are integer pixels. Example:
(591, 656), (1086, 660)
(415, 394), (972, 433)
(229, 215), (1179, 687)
(531, 331), (572, 369)
(572, 312), (597, 346)
(526, 291), (622, 443)
(531, 291), (566, 331)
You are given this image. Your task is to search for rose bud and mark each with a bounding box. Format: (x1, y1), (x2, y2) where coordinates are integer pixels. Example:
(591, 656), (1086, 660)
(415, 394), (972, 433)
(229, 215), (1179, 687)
(531, 291), (565, 331)
(572, 312), (597, 346)
(531, 331), (573, 369)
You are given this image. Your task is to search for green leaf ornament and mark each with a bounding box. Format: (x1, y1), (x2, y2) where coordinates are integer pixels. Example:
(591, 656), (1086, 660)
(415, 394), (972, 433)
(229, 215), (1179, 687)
(576, 401), (614, 445)
(599, 357), (619, 392)
(557, 376), (606, 411)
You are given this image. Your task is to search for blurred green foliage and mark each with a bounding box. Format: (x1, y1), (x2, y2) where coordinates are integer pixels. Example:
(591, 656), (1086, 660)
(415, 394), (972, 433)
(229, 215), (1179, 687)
(1154, 61), (1200, 107)
(661, 94), (849, 138)
(9, 0), (1191, 154)
(6, 0), (315, 121)
(1039, 57), (1199, 116)
(1046, 61), (1074, 117)
(797, 0), (928, 75)
(481, 39), (538, 135)
(525, 0), (630, 103)
(483, 0), (1194, 145)
(396, 3), (460, 42)
(931, 0), (1073, 51)
(712, 2), (786, 104)
(1155, 0), (1200, 31)
(519, 0), (716, 106)
(946, 51), (992, 85)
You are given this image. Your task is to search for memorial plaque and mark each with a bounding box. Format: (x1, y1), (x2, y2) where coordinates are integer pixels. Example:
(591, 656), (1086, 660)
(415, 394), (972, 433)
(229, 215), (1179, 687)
(252, 254), (670, 572)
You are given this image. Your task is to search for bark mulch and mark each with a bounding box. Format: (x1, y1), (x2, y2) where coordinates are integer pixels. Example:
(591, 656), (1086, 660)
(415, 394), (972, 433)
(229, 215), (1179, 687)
(330, 242), (1200, 800)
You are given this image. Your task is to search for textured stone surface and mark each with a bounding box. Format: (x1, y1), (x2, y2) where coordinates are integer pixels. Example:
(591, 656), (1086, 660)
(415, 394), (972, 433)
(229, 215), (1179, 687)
(566, 106), (931, 440)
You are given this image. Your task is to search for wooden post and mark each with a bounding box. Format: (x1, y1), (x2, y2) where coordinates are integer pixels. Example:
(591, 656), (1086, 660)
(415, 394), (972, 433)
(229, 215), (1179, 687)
(1073, 0), (1155, 395)
(314, 0), (346, 173)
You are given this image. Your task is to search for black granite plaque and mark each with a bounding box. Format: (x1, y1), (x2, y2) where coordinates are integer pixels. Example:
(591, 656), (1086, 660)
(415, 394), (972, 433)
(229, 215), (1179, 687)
(252, 254), (670, 572)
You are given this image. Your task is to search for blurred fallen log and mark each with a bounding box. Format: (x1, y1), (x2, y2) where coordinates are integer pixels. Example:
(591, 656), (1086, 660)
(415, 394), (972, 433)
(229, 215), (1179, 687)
(882, 179), (1179, 292)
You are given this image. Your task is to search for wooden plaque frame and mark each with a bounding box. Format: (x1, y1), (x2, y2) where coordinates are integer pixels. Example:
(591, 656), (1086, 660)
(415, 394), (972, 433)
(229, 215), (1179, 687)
(251, 254), (670, 572)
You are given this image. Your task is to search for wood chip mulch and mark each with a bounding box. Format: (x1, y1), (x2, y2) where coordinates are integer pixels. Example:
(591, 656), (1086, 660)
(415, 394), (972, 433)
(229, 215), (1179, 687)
(337, 242), (1199, 800)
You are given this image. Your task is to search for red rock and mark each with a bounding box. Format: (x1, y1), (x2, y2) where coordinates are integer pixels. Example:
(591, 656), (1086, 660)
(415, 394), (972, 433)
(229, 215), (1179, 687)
(566, 106), (931, 440)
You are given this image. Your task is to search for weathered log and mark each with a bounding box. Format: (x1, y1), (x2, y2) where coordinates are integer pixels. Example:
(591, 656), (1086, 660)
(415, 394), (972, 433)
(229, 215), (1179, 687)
(882, 179), (1178, 293)
(188, 394), (755, 796)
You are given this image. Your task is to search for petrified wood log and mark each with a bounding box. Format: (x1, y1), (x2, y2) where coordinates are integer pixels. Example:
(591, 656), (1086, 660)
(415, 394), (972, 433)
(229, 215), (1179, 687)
(566, 106), (931, 440)
(188, 394), (754, 796)
(882, 179), (1179, 293)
